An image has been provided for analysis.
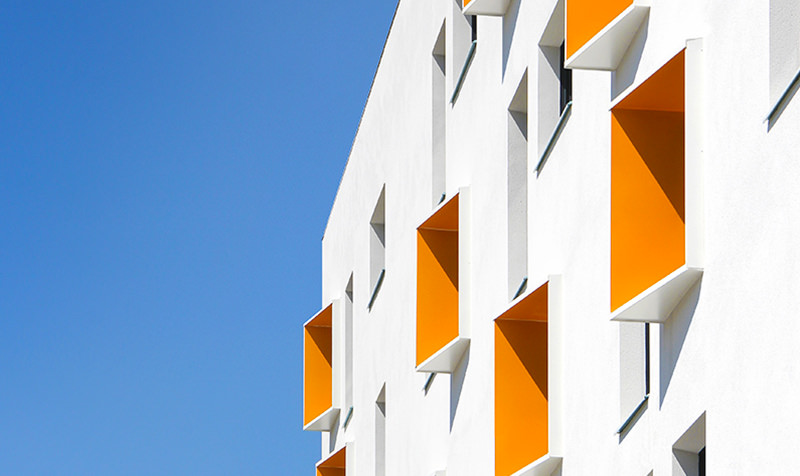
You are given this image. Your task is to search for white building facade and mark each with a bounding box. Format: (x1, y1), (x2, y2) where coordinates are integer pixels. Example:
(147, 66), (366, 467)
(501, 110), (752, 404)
(303, 0), (800, 474)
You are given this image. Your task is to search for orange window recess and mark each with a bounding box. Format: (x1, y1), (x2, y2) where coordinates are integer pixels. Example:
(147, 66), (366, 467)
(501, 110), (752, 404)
(316, 446), (346, 476)
(495, 282), (549, 476)
(566, 0), (632, 58)
(304, 305), (333, 427)
(611, 50), (686, 312)
(416, 194), (459, 367)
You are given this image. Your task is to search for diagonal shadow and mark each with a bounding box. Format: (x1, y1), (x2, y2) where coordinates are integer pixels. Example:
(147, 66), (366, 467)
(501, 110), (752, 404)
(613, 109), (686, 223)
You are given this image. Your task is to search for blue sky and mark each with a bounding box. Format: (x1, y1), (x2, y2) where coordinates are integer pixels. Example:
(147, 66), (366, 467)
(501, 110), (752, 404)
(0, 1), (396, 473)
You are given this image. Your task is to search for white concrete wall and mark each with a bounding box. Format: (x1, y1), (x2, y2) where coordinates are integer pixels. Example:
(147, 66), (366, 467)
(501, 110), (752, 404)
(314, 0), (800, 474)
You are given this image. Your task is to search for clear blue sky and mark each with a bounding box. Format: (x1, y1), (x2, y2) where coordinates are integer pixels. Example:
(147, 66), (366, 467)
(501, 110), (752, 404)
(0, 1), (396, 474)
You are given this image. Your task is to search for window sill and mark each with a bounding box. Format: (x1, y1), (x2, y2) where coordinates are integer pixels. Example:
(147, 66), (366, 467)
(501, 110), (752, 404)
(611, 265), (703, 323)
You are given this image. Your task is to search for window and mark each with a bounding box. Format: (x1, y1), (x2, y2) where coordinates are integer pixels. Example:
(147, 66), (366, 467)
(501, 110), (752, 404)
(610, 40), (705, 324)
(432, 22), (447, 206)
(343, 275), (354, 426)
(494, 278), (563, 476)
(507, 71), (528, 300)
(537, 0), (573, 173)
(304, 304), (340, 431)
(673, 413), (706, 476)
(767, 0), (800, 125)
(368, 187), (386, 310)
(375, 385), (386, 476)
(416, 190), (470, 373)
(617, 322), (649, 434)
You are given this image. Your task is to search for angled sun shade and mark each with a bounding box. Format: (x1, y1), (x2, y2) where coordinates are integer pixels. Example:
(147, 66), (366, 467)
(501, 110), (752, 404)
(495, 277), (563, 476)
(610, 40), (705, 323)
(316, 445), (347, 476)
(462, 0), (509, 16)
(303, 304), (340, 431)
(416, 189), (471, 373)
(565, 0), (649, 70)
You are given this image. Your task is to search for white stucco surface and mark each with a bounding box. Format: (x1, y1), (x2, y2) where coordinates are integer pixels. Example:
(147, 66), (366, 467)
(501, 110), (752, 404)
(311, 0), (800, 474)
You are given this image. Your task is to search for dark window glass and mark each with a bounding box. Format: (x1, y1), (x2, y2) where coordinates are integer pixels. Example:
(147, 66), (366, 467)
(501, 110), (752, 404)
(699, 447), (706, 476)
(559, 42), (573, 113)
(471, 15), (477, 42)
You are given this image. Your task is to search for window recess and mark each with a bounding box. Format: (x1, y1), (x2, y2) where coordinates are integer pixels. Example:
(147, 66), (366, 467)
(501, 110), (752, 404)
(564, 0), (649, 71)
(507, 71), (528, 301)
(369, 187), (386, 310)
(537, 0), (572, 174)
(303, 303), (341, 431)
(494, 277), (563, 476)
(416, 188), (471, 374)
(610, 39), (705, 324)
(672, 413), (706, 476)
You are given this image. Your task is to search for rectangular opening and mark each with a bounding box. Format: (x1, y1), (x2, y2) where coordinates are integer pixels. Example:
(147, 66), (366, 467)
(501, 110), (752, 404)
(369, 187), (386, 309)
(770, 0), (800, 106)
(375, 385), (386, 476)
(538, 0), (572, 168)
(508, 72), (528, 301)
(304, 305), (334, 427)
(611, 50), (686, 312)
(317, 446), (346, 476)
(495, 282), (549, 476)
(416, 194), (459, 367)
(619, 322), (648, 427)
(566, 0), (632, 58)
(432, 23), (447, 206)
(672, 413), (706, 476)
(344, 275), (354, 416)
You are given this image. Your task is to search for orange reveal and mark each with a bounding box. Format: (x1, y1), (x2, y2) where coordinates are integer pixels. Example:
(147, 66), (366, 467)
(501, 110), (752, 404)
(495, 283), (549, 476)
(304, 305), (333, 426)
(316, 446), (346, 476)
(566, 0), (632, 58)
(416, 195), (459, 366)
(611, 50), (686, 311)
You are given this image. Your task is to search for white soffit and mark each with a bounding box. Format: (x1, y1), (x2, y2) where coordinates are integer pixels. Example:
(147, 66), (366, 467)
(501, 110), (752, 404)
(415, 336), (470, 374)
(510, 454), (563, 476)
(303, 406), (340, 432)
(610, 265), (703, 323)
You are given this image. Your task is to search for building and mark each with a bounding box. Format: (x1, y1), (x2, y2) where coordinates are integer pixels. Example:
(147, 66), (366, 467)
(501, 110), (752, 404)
(302, 0), (800, 474)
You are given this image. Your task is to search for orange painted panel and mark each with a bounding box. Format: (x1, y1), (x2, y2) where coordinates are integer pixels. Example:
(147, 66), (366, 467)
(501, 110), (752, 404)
(304, 306), (333, 426)
(498, 282), (548, 322)
(420, 195), (459, 231)
(566, 0), (632, 58)
(317, 446), (346, 476)
(495, 319), (548, 476)
(615, 51), (685, 112)
(611, 50), (686, 312)
(611, 110), (685, 311)
(416, 228), (459, 366)
(464, 0), (472, 7)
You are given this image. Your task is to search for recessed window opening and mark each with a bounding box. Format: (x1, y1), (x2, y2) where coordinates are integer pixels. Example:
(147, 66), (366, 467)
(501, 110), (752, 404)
(768, 0), (800, 124)
(537, 0), (571, 172)
(471, 15), (477, 42)
(369, 188), (386, 310)
(432, 23), (447, 206)
(618, 322), (648, 432)
(507, 71), (528, 301)
(559, 42), (573, 114)
(344, 274), (354, 423)
(375, 385), (386, 476)
(672, 413), (706, 476)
